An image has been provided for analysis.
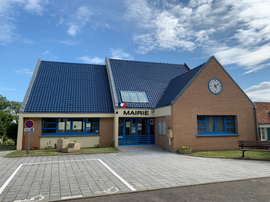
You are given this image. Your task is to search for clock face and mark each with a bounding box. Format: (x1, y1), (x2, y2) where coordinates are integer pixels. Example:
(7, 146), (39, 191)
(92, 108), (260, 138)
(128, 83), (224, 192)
(208, 78), (222, 94)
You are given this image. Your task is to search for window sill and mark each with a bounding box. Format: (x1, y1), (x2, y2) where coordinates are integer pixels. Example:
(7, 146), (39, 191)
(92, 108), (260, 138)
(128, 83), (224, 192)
(197, 134), (239, 137)
(40, 134), (99, 137)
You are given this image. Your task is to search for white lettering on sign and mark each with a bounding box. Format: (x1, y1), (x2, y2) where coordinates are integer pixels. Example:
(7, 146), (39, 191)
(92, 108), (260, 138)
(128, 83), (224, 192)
(24, 128), (34, 132)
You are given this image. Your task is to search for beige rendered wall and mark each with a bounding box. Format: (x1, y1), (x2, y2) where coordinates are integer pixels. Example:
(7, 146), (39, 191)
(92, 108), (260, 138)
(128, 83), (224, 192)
(172, 58), (256, 152)
(40, 136), (99, 149)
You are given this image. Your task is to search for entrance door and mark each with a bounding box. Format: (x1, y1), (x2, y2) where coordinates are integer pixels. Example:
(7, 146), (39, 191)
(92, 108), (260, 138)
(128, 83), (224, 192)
(119, 118), (155, 145)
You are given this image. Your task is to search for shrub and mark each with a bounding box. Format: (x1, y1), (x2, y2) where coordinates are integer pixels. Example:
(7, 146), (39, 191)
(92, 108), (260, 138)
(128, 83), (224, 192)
(44, 146), (53, 150)
(110, 141), (115, 147)
(7, 123), (18, 145)
(94, 144), (101, 148)
(3, 139), (15, 145)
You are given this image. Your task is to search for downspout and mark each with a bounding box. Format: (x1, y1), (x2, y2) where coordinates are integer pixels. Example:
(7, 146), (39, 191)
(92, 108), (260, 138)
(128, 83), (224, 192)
(254, 106), (259, 141)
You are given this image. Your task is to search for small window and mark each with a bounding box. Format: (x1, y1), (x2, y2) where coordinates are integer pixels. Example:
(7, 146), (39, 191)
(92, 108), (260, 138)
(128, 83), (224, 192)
(158, 121), (166, 135)
(120, 91), (148, 103)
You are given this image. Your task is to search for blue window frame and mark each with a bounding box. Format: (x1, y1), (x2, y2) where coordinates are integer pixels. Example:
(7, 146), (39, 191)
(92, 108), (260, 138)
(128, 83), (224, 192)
(120, 91), (149, 103)
(197, 116), (236, 135)
(42, 118), (99, 136)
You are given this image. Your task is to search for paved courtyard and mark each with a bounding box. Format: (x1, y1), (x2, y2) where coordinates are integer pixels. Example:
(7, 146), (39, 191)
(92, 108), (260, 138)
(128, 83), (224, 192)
(0, 145), (270, 202)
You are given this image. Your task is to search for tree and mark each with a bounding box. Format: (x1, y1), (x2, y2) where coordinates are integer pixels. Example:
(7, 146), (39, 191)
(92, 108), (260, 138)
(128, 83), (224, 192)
(7, 123), (18, 145)
(0, 110), (14, 143)
(7, 101), (21, 123)
(0, 95), (10, 111)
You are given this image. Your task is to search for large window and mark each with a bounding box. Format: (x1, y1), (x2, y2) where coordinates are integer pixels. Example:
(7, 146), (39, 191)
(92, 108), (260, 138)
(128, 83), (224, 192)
(120, 91), (149, 103)
(158, 121), (166, 135)
(197, 116), (236, 135)
(42, 118), (99, 135)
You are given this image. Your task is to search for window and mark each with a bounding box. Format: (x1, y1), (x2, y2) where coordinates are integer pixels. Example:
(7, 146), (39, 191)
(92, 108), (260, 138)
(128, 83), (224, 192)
(42, 118), (99, 135)
(120, 91), (148, 103)
(197, 116), (236, 135)
(158, 121), (166, 135)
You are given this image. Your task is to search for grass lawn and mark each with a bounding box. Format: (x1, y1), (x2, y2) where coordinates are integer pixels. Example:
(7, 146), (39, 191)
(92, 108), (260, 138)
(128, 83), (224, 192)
(5, 147), (119, 157)
(189, 150), (270, 160)
(0, 145), (16, 151)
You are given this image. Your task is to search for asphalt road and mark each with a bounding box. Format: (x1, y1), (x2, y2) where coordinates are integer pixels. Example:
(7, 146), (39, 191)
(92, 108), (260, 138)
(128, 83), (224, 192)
(60, 177), (270, 202)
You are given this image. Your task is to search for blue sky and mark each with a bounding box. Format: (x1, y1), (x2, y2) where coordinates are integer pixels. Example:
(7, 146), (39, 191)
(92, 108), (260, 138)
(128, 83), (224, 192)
(1, 0), (270, 103)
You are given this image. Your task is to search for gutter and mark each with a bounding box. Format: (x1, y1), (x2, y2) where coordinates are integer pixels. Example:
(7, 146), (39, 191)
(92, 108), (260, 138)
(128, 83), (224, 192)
(254, 106), (259, 141)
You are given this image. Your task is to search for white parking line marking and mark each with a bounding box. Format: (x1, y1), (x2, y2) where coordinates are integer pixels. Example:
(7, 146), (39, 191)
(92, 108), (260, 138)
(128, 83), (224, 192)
(25, 158), (97, 165)
(0, 164), (23, 195)
(61, 195), (83, 199)
(98, 159), (136, 191)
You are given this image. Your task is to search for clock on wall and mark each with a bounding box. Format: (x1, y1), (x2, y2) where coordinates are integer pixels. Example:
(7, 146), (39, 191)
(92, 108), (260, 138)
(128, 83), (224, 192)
(208, 78), (222, 94)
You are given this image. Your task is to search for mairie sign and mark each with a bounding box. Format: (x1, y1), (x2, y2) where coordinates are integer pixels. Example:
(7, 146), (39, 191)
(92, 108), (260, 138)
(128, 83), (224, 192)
(123, 111), (150, 115)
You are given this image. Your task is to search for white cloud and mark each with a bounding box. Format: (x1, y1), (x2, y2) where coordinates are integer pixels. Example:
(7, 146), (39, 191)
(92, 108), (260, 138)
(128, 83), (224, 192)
(78, 56), (104, 64)
(56, 40), (79, 46)
(125, 0), (270, 74)
(66, 6), (92, 36)
(0, 0), (48, 45)
(43, 50), (50, 54)
(109, 48), (133, 60)
(14, 68), (33, 75)
(245, 82), (270, 102)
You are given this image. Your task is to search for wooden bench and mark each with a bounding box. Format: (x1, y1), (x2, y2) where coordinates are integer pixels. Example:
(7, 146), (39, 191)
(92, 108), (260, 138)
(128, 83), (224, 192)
(238, 141), (270, 157)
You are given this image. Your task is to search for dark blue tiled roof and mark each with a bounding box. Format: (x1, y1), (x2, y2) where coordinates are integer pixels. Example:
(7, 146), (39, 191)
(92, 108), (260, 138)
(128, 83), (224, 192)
(24, 61), (114, 113)
(156, 63), (205, 108)
(109, 59), (190, 108)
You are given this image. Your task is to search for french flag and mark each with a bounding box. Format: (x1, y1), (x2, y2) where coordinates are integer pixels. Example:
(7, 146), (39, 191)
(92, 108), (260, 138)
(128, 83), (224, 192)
(119, 102), (127, 108)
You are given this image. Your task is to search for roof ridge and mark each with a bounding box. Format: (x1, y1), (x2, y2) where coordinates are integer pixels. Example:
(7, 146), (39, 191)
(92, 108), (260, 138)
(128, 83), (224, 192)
(42, 60), (105, 66)
(109, 58), (185, 66)
(169, 63), (205, 82)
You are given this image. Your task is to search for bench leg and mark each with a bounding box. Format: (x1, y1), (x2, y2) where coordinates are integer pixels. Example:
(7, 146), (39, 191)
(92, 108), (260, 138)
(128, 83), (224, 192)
(242, 150), (245, 158)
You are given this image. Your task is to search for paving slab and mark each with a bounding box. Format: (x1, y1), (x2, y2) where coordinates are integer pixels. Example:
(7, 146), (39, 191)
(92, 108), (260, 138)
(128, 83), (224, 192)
(0, 146), (270, 201)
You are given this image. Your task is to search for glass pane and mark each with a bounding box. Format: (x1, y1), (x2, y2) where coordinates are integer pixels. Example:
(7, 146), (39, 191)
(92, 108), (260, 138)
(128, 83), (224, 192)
(227, 128), (235, 133)
(150, 119), (154, 135)
(86, 118), (99, 122)
(138, 119), (147, 135)
(217, 117), (224, 132)
(226, 122), (235, 127)
(207, 117), (215, 132)
(130, 92), (139, 102)
(42, 129), (56, 133)
(162, 122), (166, 135)
(43, 118), (57, 123)
(119, 118), (123, 136)
(158, 122), (162, 135)
(43, 124), (56, 128)
(197, 122), (205, 127)
(226, 116), (234, 121)
(86, 123), (99, 128)
(126, 119), (135, 135)
(58, 119), (71, 133)
(87, 129), (99, 133)
(198, 128), (205, 133)
(137, 92), (147, 102)
(122, 91), (130, 102)
(73, 119), (84, 132)
(197, 116), (205, 121)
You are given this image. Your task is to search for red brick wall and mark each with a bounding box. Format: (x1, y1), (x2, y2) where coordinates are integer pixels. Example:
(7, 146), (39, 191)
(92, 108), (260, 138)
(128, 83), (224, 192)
(22, 118), (41, 150)
(171, 58), (256, 152)
(99, 118), (114, 147)
(155, 115), (174, 151)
